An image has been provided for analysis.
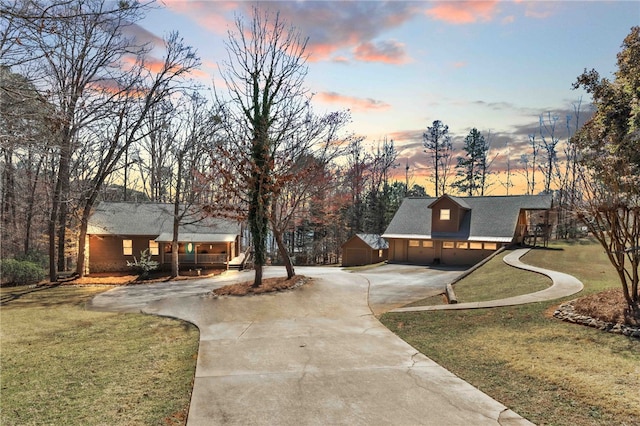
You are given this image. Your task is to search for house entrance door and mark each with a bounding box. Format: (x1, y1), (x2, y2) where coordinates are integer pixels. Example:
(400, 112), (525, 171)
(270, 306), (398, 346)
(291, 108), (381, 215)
(184, 242), (195, 263)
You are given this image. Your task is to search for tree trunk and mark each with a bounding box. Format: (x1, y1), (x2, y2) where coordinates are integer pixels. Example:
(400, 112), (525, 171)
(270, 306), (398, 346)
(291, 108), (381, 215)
(48, 173), (63, 282)
(254, 263), (263, 287)
(75, 188), (101, 277)
(57, 197), (68, 272)
(171, 153), (183, 278)
(273, 227), (295, 279)
(171, 239), (179, 278)
(75, 209), (90, 277)
(23, 154), (44, 255)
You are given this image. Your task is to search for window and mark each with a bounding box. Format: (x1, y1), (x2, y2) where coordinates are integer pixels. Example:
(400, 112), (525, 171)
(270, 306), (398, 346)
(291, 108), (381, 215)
(469, 242), (483, 250)
(378, 249), (383, 257)
(443, 241), (455, 249)
(456, 242), (468, 249)
(123, 239), (133, 255)
(440, 209), (451, 220)
(484, 242), (498, 250)
(422, 240), (433, 248)
(409, 240), (420, 247)
(149, 240), (159, 256)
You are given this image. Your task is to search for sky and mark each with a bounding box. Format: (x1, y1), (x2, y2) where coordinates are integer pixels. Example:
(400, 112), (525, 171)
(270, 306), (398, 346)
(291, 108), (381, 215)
(138, 0), (639, 195)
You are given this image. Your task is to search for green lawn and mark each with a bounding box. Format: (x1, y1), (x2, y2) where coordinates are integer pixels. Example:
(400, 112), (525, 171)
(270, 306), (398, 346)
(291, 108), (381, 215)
(407, 250), (551, 306)
(381, 240), (640, 426)
(0, 285), (199, 426)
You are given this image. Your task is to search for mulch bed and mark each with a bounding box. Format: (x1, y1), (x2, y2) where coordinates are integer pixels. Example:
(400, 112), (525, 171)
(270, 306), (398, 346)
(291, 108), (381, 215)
(573, 288), (639, 327)
(212, 275), (309, 296)
(554, 288), (640, 338)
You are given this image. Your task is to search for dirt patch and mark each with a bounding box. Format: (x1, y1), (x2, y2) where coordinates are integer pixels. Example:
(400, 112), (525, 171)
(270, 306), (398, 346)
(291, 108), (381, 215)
(573, 288), (639, 327)
(213, 275), (309, 296)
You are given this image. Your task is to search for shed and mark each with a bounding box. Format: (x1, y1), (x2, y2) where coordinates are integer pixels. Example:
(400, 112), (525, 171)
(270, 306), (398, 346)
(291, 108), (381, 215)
(341, 234), (389, 267)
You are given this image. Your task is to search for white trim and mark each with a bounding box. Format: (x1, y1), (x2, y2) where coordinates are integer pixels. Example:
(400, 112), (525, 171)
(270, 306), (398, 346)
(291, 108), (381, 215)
(382, 234), (431, 239)
(155, 232), (237, 243)
(382, 234), (511, 243)
(467, 236), (512, 242)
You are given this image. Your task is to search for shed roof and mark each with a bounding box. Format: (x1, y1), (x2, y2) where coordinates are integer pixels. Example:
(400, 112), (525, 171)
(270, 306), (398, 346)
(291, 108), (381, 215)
(355, 234), (389, 250)
(383, 194), (552, 242)
(87, 202), (241, 238)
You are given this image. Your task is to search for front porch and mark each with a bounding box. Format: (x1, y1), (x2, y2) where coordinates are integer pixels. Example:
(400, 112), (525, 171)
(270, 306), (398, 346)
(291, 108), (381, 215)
(156, 233), (241, 270)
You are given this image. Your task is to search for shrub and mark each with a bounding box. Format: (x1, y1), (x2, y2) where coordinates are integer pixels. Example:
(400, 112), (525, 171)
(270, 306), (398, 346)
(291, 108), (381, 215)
(1, 259), (46, 285)
(15, 251), (48, 268)
(127, 249), (160, 280)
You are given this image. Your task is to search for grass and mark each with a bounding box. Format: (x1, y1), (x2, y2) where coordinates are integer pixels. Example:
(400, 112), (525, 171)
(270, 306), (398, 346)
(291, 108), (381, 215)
(0, 285), (199, 426)
(405, 250), (551, 306)
(380, 240), (640, 426)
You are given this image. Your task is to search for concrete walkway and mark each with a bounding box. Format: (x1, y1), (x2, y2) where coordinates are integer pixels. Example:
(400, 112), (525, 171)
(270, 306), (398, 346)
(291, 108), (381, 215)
(90, 266), (533, 425)
(390, 248), (583, 313)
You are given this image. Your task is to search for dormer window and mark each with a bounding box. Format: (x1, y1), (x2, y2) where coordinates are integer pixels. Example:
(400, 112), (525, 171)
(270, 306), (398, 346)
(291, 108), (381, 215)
(440, 209), (451, 221)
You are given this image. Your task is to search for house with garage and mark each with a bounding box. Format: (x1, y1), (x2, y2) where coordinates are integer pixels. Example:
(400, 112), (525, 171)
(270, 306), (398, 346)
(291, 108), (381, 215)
(86, 202), (242, 273)
(382, 194), (552, 266)
(341, 233), (388, 267)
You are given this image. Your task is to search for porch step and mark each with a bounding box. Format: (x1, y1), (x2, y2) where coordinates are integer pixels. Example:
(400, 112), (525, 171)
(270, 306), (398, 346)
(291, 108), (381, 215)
(228, 253), (245, 270)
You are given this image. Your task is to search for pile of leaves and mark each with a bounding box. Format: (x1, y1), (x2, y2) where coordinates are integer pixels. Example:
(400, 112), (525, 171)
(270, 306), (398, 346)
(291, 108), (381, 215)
(212, 275), (308, 296)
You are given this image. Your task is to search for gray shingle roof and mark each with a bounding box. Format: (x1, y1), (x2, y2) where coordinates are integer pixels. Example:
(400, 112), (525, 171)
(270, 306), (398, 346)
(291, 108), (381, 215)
(355, 234), (389, 250)
(87, 202), (241, 238)
(383, 194), (552, 242)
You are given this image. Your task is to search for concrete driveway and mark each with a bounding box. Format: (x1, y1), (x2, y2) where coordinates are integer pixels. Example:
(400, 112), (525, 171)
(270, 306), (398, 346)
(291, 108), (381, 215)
(90, 265), (531, 425)
(354, 263), (467, 315)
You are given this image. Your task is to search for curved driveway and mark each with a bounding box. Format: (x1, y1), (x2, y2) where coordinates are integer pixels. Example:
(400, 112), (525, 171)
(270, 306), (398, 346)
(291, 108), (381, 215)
(390, 248), (584, 313)
(90, 266), (532, 425)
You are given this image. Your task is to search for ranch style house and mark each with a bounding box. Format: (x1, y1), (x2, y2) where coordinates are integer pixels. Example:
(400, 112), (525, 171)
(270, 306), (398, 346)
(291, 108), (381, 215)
(86, 202), (242, 273)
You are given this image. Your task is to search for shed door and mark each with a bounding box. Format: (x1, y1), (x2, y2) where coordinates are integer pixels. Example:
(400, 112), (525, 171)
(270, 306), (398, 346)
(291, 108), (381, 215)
(345, 248), (368, 266)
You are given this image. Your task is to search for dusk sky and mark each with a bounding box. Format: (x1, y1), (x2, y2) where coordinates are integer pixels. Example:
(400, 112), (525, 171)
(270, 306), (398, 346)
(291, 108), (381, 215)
(140, 1), (639, 194)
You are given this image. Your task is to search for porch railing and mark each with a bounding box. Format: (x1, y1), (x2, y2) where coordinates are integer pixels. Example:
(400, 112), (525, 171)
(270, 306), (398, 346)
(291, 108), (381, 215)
(177, 253), (227, 264)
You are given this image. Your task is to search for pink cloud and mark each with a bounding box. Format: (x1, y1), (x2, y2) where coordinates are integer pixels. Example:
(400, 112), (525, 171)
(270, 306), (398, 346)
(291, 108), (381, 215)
(426, 1), (500, 24)
(316, 91), (391, 112)
(161, 1), (420, 63)
(353, 40), (410, 64)
(452, 61), (468, 69)
(162, 0), (238, 34)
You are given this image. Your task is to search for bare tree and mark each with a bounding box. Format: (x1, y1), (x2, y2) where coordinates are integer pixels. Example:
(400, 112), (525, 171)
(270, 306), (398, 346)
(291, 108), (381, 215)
(539, 112), (562, 194)
(214, 7), (312, 287)
(500, 142), (514, 195)
(269, 110), (351, 278)
(344, 136), (369, 234)
(6, 0), (156, 280)
(0, 66), (53, 257)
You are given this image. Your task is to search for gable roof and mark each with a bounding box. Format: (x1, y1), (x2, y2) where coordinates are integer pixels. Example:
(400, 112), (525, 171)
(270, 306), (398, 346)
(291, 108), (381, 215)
(383, 194), (552, 242)
(87, 202), (241, 240)
(354, 234), (389, 250)
(428, 194), (470, 210)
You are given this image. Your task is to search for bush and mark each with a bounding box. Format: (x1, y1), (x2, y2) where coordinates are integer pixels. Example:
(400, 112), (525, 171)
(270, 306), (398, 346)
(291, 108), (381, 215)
(127, 249), (160, 280)
(1, 259), (46, 285)
(15, 251), (48, 268)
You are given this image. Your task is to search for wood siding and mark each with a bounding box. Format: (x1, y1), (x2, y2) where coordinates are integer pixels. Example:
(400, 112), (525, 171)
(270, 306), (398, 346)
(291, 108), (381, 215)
(341, 237), (388, 266)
